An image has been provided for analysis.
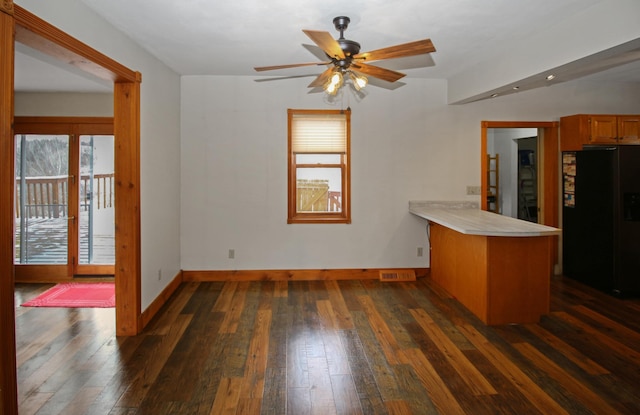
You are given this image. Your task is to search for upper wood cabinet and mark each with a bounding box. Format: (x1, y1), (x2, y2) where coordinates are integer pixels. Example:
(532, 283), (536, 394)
(560, 114), (640, 151)
(618, 116), (640, 143)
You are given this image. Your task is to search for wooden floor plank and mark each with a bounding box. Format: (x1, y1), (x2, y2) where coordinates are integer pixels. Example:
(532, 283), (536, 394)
(329, 373), (362, 415)
(362, 281), (417, 350)
(17, 391), (53, 415)
(261, 367), (286, 415)
(287, 284), (309, 390)
(399, 348), (466, 415)
(391, 364), (438, 415)
(409, 308), (497, 396)
(350, 310), (404, 402)
(240, 309), (272, 399)
(212, 281), (239, 312)
(223, 283), (260, 379)
(209, 377), (242, 415)
(184, 332), (235, 415)
(145, 300), (224, 402)
(324, 280), (354, 329)
(145, 281), (201, 335)
(338, 328), (387, 414)
(114, 314), (192, 408)
(385, 400), (413, 415)
(571, 304), (640, 349)
(19, 331), (94, 404)
(307, 357), (336, 415)
(16, 310), (83, 366)
(218, 281), (250, 333)
(287, 387), (311, 415)
(555, 311), (640, 368)
(514, 342), (624, 414)
(357, 294), (402, 365)
(458, 324), (570, 415)
(318, 318), (351, 376)
(523, 323), (610, 375)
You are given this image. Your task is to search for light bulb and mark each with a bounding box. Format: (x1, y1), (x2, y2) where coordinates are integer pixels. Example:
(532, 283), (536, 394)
(325, 82), (337, 95)
(354, 75), (367, 90)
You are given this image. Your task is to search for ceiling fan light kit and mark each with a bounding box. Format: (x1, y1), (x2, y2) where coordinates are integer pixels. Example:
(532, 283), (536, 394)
(323, 68), (368, 95)
(254, 16), (436, 97)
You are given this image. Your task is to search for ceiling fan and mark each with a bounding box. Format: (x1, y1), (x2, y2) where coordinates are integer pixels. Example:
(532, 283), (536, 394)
(254, 16), (436, 95)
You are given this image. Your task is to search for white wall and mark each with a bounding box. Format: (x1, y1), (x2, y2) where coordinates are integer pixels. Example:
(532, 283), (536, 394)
(181, 75), (640, 271)
(14, 92), (113, 116)
(18, 0), (182, 309)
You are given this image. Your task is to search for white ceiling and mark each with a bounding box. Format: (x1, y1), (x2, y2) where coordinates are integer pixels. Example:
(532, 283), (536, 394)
(13, 0), (640, 98)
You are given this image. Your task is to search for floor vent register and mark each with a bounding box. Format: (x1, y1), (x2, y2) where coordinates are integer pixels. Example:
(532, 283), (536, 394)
(379, 269), (416, 282)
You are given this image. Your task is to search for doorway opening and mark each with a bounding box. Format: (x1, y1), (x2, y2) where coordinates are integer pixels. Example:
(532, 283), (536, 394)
(481, 121), (560, 267)
(486, 127), (539, 222)
(13, 117), (115, 281)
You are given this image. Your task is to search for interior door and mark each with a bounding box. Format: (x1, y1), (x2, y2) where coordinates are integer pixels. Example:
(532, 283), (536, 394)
(14, 118), (115, 281)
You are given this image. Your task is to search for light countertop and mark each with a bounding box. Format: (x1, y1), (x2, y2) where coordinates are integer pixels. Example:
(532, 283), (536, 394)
(409, 201), (561, 237)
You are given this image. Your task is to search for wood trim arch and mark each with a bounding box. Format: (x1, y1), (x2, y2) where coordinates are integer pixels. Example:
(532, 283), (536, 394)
(14, 6), (137, 83)
(2, 3), (142, 411)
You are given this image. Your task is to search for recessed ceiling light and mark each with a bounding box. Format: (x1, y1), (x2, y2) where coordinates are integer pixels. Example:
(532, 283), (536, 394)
(490, 93), (499, 98)
(512, 86), (520, 90)
(546, 74), (556, 81)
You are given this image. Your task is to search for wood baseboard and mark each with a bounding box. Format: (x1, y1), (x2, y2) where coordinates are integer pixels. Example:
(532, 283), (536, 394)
(182, 268), (429, 282)
(140, 271), (183, 329)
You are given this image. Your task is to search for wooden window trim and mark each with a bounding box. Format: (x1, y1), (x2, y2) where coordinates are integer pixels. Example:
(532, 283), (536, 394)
(288, 109), (351, 224)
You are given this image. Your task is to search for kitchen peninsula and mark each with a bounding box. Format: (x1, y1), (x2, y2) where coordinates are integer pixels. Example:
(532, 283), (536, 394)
(410, 201), (561, 325)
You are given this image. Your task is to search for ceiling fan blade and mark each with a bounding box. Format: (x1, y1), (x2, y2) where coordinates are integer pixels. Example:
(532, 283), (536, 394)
(302, 30), (345, 60)
(308, 67), (335, 88)
(353, 39), (435, 62)
(351, 63), (406, 83)
(254, 61), (330, 72)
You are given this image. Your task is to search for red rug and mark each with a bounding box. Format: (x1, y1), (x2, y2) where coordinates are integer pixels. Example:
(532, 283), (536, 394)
(21, 282), (115, 308)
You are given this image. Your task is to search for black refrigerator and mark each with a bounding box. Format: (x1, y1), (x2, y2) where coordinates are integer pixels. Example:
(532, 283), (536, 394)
(562, 145), (640, 296)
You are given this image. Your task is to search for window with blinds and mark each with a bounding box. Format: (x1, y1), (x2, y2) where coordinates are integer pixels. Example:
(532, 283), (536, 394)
(287, 109), (351, 224)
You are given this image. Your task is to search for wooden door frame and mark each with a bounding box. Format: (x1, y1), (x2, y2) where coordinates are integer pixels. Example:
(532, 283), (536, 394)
(1, 4), (18, 414)
(2, 2), (142, 412)
(481, 121), (560, 265)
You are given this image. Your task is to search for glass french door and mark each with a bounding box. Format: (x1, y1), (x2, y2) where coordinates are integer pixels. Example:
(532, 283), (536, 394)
(14, 119), (115, 280)
(77, 134), (115, 273)
(15, 134), (70, 269)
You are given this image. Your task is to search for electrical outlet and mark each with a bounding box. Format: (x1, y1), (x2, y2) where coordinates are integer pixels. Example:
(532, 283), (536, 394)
(228, 249), (235, 259)
(466, 185), (481, 195)
(417, 247), (424, 257)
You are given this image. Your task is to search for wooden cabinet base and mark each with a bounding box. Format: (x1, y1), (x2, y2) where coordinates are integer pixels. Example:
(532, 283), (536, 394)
(430, 223), (551, 325)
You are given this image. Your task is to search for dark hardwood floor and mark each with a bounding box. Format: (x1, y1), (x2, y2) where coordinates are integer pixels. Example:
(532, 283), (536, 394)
(14, 275), (640, 414)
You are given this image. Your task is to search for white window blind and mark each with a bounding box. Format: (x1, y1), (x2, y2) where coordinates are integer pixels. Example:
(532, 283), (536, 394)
(291, 113), (346, 153)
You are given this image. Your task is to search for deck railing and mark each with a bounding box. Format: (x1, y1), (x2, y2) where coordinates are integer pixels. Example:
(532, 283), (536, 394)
(296, 179), (341, 212)
(15, 173), (115, 219)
